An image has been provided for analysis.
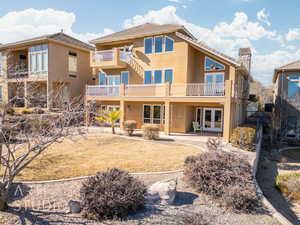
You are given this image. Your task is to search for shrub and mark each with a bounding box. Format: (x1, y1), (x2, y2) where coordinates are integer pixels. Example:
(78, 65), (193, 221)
(184, 149), (257, 212)
(276, 173), (300, 200)
(142, 124), (159, 140)
(230, 125), (256, 151)
(21, 108), (33, 115)
(124, 120), (137, 136)
(180, 213), (211, 225)
(32, 108), (45, 114)
(5, 106), (15, 115)
(80, 168), (146, 221)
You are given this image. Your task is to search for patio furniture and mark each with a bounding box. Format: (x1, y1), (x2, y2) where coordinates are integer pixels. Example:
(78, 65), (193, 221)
(192, 121), (202, 133)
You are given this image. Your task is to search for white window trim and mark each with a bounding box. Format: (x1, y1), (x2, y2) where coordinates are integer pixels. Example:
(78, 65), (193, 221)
(143, 104), (165, 125)
(144, 37), (153, 54)
(204, 56), (225, 72)
(202, 108), (223, 132)
(164, 36), (175, 52)
(121, 71), (130, 84)
(204, 72), (225, 83)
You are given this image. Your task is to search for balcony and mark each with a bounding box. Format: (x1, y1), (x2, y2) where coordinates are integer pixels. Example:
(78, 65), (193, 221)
(90, 48), (130, 69)
(86, 82), (227, 98)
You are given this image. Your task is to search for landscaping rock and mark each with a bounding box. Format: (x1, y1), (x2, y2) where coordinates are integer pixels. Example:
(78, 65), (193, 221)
(68, 200), (81, 213)
(147, 179), (177, 205)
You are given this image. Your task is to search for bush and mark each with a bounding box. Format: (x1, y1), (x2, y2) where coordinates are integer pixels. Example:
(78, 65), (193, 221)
(80, 168), (146, 221)
(24, 118), (53, 134)
(32, 108), (45, 114)
(124, 120), (137, 136)
(5, 106), (15, 115)
(184, 149), (257, 212)
(230, 125), (256, 151)
(21, 108), (33, 115)
(276, 173), (300, 200)
(180, 213), (211, 225)
(142, 124), (159, 140)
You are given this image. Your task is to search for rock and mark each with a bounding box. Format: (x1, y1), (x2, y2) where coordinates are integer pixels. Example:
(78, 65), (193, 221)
(68, 200), (81, 213)
(147, 179), (177, 205)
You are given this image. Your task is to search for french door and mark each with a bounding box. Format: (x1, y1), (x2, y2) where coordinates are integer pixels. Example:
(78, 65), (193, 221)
(204, 73), (224, 96)
(203, 108), (223, 132)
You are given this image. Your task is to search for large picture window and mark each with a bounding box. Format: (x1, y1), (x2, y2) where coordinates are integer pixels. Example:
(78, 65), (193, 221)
(287, 75), (300, 98)
(144, 35), (174, 54)
(205, 57), (225, 71)
(143, 104), (164, 124)
(29, 44), (48, 75)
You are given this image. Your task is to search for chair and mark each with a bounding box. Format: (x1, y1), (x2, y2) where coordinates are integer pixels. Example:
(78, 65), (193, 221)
(192, 121), (202, 133)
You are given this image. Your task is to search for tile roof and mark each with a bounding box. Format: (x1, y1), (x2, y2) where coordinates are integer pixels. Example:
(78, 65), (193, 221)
(90, 23), (194, 44)
(0, 32), (94, 51)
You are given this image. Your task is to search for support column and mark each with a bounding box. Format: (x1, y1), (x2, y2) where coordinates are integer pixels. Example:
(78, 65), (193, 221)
(47, 81), (52, 109)
(164, 101), (171, 135)
(120, 99), (125, 130)
(24, 81), (28, 108)
(223, 80), (233, 142)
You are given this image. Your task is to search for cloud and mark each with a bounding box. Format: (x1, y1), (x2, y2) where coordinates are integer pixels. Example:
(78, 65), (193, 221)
(285, 28), (300, 41)
(182, 5), (187, 9)
(257, 8), (271, 26)
(168, 0), (180, 2)
(0, 8), (113, 44)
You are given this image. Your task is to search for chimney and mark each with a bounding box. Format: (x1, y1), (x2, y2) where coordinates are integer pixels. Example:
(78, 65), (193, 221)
(239, 48), (252, 74)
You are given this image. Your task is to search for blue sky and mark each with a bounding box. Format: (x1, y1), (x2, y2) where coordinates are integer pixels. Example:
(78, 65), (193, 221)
(1, 0), (300, 85)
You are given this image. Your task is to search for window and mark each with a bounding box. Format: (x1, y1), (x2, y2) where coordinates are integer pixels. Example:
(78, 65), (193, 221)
(205, 73), (224, 83)
(164, 69), (173, 83)
(287, 75), (300, 98)
(143, 104), (164, 124)
(165, 36), (174, 52)
(121, 71), (129, 84)
(107, 75), (120, 86)
(205, 57), (225, 71)
(144, 71), (152, 84)
(29, 44), (48, 75)
(144, 37), (153, 54)
(154, 36), (163, 53)
(99, 72), (106, 85)
(0, 52), (3, 73)
(154, 70), (162, 84)
(68, 51), (77, 77)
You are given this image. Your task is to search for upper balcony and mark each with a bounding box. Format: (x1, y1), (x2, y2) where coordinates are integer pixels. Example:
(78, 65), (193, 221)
(90, 48), (131, 69)
(86, 82), (229, 100)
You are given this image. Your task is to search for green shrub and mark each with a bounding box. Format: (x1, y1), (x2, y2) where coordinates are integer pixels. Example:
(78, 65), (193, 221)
(142, 124), (159, 140)
(124, 120), (137, 136)
(276, 173), (300, 200)
(230, 125), (256, 151)
(80, 168), (146, 221)
(184, 145), (257, 212)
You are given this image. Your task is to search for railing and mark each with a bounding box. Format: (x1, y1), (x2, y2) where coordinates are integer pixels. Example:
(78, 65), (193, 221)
(92, 50), (114, 62)
(86, 85), (120, 97)
(171, 83), (225, 97)
(125, 84), (165, 96)
(86, 82), (226, 97)
(7, 68), (29, 79)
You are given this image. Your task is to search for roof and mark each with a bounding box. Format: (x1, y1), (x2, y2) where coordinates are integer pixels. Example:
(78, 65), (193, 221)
(0, 32), (94, 51)
(273, 59), (300, 83)
(175, 32), (241, 67)
(90, 23), (196, 44)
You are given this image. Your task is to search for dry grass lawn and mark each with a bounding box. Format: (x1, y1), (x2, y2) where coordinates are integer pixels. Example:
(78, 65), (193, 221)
(14, 135), (201, 181)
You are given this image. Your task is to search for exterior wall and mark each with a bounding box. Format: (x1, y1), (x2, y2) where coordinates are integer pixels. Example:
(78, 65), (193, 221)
(48, 42), (92, 101)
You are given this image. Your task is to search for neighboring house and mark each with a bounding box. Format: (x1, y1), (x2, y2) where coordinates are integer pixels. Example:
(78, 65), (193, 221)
(0, 32), (94, 109)
(86, 23), (251, 141)
(273, 60), (300, 139)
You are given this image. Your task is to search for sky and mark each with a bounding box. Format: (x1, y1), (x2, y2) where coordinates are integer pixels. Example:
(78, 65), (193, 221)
(1, 0), (300, 85)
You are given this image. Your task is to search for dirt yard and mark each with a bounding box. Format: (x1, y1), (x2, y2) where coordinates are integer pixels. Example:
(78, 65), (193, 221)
(14, 134), (201, 181)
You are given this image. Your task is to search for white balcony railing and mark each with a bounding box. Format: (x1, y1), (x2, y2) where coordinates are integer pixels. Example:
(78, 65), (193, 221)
(86, 82), (225, 97)
(92, 50), (114, 62)
(86, 85), (120, 97)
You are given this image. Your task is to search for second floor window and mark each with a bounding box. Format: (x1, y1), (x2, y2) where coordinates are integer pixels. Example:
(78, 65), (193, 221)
(144, 38), (153, 54)
(144, 35), (174, 54)
(205, 57), (225, 71)
(287, 75), (300, 98)
(68, 51), (78, 77)
(121, 71), (129, 84)
(29, 44), (48, 75)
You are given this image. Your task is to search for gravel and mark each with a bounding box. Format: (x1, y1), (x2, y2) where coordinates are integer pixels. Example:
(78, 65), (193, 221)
(0, 172), (280, 225)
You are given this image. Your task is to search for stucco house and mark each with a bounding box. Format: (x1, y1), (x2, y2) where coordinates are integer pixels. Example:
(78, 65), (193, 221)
(0, 32), (94, 109)
(85, 23), (252, 141)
